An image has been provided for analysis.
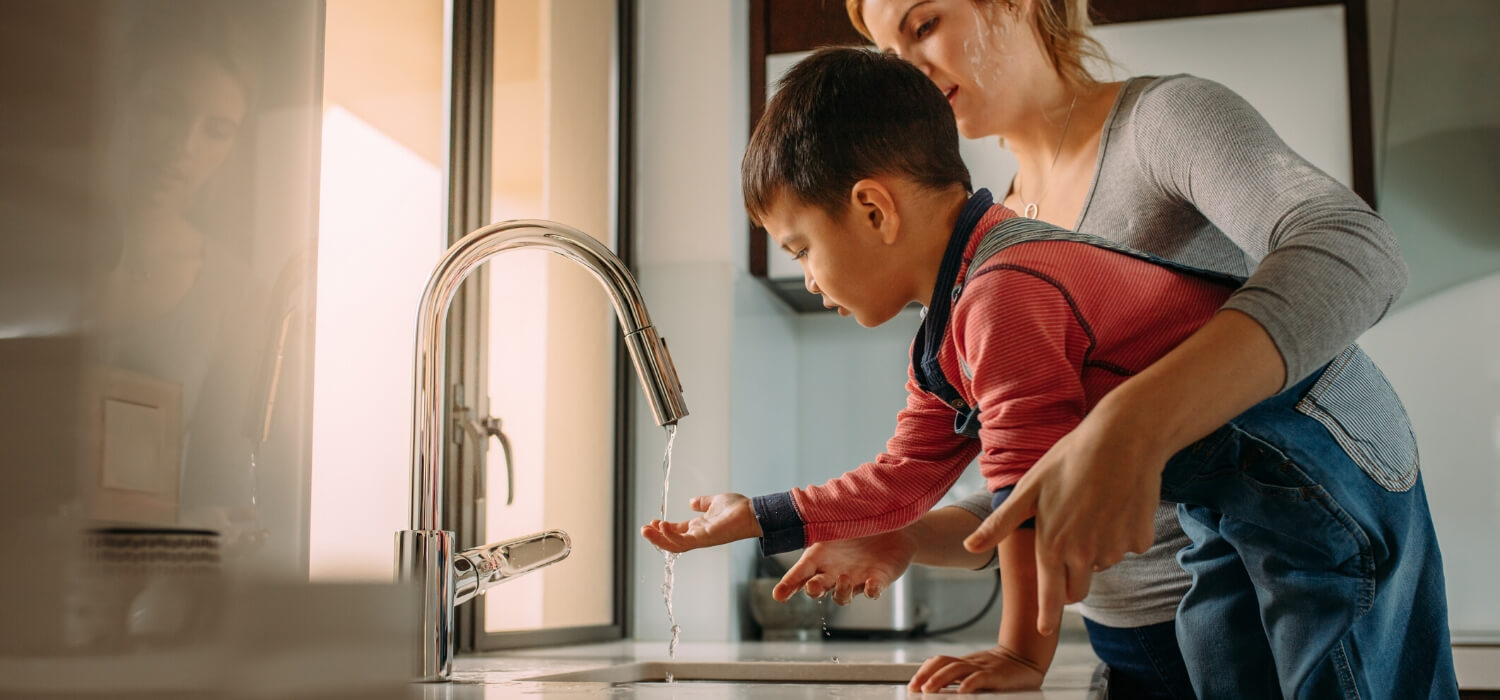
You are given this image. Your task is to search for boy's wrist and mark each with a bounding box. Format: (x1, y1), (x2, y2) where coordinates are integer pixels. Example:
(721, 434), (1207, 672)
(749, 492), (805, 555)
(738, 499), (764, 538)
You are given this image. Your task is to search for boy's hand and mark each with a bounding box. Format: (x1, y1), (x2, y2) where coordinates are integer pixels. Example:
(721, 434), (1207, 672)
(773, 529), (917, 605)
(907, 646), (1046, 694)
(641, 493), (762, 553)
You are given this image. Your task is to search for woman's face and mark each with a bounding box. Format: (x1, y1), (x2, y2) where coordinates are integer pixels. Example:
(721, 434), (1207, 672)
(862, 0), (1043, 139)
(115, 52), (248, 211)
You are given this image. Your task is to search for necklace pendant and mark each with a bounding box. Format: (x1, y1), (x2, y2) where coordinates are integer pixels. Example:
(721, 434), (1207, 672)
(1023, 202), (1039, 219)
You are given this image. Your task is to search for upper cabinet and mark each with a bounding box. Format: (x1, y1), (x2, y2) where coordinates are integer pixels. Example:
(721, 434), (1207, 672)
(747, 0), (1377, 311)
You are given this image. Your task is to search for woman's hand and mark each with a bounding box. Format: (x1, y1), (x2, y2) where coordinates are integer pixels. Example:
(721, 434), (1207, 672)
(773, 528), (919, 605)
(907, 646), (1046, 694)
(641, 493), (761, 553)
(963, 417), (1162, 636)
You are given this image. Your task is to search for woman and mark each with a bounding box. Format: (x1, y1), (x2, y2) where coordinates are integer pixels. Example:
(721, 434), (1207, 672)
(781, 0), (1433, 697)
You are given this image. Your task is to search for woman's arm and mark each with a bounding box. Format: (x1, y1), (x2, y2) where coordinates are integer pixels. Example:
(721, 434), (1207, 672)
(1132, 75), (1405, 389)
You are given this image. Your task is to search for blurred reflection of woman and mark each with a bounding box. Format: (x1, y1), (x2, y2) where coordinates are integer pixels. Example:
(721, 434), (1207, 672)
(96, 4), (277, 555)
(99, 3), (255, 328)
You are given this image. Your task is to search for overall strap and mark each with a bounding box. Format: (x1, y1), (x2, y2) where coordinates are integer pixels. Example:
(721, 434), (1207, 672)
(940, 216), (1246, 439)
(912, 189), (993, 415)
(964, 217), (1249, 288)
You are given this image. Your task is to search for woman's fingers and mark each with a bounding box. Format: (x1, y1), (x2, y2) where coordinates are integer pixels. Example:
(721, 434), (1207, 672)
(1036, 544), (1067, 636)
(1065, 554), (1095, 604)
(966, 481), (1037, 552)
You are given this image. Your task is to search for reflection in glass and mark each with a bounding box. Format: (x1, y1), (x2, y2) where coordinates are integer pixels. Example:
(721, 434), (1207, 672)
(0, 0), (323, 634)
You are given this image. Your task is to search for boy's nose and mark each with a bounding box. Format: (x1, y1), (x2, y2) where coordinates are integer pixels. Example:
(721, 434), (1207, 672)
(805, 275), (820, 295)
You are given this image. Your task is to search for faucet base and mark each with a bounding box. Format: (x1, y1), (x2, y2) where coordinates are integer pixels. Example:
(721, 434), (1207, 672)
(396, 529), (455, 682)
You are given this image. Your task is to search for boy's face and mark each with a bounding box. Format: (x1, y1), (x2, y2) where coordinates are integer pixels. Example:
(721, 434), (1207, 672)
(760, 194), (911, 327)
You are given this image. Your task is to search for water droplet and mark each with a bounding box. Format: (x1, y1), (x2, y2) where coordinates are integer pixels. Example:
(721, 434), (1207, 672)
(819, 597), (829, 637)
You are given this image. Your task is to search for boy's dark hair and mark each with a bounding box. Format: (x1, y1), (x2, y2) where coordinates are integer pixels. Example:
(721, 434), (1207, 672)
(743, 47), (971, 226)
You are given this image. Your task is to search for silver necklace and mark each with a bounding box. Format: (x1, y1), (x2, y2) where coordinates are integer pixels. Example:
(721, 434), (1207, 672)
(1019, 93), (1078, 220)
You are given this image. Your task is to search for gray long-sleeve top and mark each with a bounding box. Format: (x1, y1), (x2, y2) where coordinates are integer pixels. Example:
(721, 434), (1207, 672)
(944, 74), (1406, 628)
(1092, 75), (1405, 388)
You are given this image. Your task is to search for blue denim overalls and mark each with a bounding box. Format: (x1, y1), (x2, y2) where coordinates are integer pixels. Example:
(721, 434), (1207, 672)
(914, 192), (1458, 700)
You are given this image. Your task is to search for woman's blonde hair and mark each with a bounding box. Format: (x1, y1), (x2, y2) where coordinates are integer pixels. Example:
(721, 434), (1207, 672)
(845, 0), (1109, 91)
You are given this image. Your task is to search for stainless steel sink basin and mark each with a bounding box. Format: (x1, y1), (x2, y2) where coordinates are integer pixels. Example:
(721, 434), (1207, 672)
(522, 660), (922, 684)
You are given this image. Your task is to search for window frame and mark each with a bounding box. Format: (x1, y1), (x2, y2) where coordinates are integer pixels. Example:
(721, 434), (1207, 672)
(443, 0), (638, 652)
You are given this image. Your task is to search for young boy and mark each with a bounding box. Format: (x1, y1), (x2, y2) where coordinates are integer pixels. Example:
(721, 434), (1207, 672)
(642, 48), (1456, 698)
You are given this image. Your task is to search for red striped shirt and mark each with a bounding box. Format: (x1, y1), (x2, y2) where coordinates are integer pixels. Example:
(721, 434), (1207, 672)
(788, 205), (1235, 546)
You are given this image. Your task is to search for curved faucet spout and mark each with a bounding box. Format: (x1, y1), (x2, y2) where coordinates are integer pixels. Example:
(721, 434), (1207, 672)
(398, 220), (688, 682)
(409, 219), (687, 532)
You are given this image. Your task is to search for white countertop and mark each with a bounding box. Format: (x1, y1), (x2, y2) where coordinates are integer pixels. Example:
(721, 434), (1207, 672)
(422, 639), (1105, 698)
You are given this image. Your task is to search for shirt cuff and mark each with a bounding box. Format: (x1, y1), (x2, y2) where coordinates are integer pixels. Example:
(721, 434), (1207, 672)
(750, 492), (806, 556)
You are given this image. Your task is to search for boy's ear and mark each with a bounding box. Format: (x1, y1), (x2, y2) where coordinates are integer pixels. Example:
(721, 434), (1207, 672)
(849, 178), (900, 245)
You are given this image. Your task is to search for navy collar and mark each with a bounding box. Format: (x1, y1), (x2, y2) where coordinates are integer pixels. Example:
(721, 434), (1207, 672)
(911, 188), (992, 406)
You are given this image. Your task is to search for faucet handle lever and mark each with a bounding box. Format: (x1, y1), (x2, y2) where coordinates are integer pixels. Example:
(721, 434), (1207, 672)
(453, 529), (572, 606)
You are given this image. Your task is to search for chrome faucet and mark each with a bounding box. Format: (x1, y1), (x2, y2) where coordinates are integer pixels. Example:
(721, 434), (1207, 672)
(395, 220), (688, 681)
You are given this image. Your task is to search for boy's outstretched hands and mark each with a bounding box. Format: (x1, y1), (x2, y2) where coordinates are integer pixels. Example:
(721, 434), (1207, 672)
(641, 493), (762, 553)
(773, 528), (918, 605)
(907, 646), (1046, 694)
